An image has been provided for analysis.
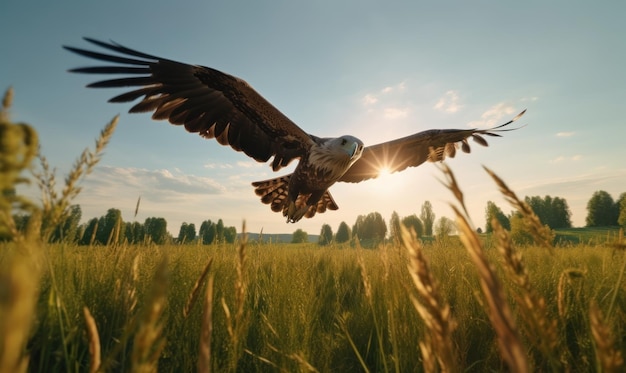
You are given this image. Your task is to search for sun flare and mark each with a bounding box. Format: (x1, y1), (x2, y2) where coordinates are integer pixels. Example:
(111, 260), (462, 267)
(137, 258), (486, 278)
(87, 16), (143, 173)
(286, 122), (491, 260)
(378, 166), (393, 178)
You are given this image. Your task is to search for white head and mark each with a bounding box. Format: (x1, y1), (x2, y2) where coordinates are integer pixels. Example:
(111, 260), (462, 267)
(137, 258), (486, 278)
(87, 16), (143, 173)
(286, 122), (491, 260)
(327, 135), (364, 164)
(308, 135), (364, 181)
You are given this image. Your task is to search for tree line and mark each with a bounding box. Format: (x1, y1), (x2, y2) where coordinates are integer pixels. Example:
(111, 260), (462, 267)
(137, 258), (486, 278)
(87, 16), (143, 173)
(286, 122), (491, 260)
(485, 190), (626, 233)
(307, 201), (454, 247)
(10, 190), (625, 246)
(310, 190), (626, 247)
(12, 206), (238, 245)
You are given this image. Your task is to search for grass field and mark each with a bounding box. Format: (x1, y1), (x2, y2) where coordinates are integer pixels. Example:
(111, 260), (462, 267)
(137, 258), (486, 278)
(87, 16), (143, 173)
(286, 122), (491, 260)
(2, 231), (626, 372)
(2, 94), (625, 372)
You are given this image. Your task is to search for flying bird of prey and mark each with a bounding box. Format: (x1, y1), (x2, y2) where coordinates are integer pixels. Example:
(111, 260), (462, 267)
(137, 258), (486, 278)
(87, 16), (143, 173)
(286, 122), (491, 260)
(64, 38), (525, 223)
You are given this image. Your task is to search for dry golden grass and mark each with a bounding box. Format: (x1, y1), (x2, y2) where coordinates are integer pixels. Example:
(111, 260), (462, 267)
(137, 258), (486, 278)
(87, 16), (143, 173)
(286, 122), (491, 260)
(590, 300), (624, 373)
(484, 166), (555, 250)
(131, 258), (168, 372)
(2, 88), (626, 371)
(198, 275), (215, 373)
(440, 163), (528, 373)
(491, 218), (563, 370)
(0, 248), (40, 373)
(183, 257), (214, 319)
(83, 307), (101, 373)
(401, 225), (458, 372)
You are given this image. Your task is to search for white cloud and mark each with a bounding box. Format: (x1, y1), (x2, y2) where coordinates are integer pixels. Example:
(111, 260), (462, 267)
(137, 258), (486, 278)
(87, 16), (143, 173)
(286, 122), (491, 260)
(384, 107), (409, 119)
(236, 160), (264, 168)
(359, 82), (411, 120)
(549, 155), (583, 164)
(83, 166), (227, 198)
(361, 82), (407, 107)
(467, 102), (517, 128)
(362, 94), (378, 106)
(204, 162), (234, 169)
(433, 90), (462, 113)
(556, 131), (575, 137)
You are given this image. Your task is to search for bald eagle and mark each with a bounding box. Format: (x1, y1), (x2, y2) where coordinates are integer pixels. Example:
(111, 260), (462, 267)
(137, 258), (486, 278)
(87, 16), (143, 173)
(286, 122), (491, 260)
(64, 38), (525, 223)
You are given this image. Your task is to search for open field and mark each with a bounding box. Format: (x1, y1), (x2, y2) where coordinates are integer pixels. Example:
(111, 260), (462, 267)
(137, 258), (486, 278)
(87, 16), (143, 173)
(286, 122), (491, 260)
(2, 94), (624, 371)
(2, 235), (625, 372)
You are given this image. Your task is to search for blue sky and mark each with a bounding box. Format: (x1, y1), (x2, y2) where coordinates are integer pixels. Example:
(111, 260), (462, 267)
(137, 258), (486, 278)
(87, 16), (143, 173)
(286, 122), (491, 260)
(2, 1), (625, 235)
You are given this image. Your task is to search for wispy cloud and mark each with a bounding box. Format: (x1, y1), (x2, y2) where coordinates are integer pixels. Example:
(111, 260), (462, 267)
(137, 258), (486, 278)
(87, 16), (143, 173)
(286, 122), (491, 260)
(83, 166), (227, 199)
(360, 82), (410, 120)
(361, 82), (407, 107)
(467, 103), (517, 128)
(362, 94), (378, 106)
(433, 90), (462, 113)
(236, 160), (264, 168)
(556, 131), (575, 137)
(549, 155), (583, 164)
(204, 162), (234, 169)
(384, 107), (409, 119)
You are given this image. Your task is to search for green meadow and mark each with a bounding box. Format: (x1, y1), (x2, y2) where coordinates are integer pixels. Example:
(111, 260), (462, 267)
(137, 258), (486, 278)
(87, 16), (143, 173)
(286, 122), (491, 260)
(2, 88), (625, 372)
(2, 233), (626, 372)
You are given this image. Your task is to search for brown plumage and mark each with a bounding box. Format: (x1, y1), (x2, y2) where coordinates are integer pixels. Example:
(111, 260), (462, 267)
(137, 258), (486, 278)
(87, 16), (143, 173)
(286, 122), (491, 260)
(64, 38), (525, 222)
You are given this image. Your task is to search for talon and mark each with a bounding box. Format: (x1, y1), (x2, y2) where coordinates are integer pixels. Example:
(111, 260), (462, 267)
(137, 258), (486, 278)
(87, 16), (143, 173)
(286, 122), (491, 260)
(284, 201), (309, 223)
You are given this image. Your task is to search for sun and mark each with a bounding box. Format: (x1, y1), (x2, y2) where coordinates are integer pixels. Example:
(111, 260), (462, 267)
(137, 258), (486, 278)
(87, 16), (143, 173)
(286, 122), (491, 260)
(378, 166), (393, 178)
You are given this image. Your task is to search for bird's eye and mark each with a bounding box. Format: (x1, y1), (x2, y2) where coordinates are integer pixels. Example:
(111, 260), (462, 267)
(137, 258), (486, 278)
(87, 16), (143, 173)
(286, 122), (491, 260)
(341, 138), (347, 146)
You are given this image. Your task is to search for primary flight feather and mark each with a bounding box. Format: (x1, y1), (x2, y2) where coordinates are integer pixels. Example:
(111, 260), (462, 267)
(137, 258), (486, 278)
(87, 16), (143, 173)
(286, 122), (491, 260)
(64, 38), (525, 223)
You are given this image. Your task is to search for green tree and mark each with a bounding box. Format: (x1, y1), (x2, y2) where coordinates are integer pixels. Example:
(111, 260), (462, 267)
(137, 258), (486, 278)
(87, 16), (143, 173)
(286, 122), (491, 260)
(124, 221), (145, 244)
(420, 201), (436, 236)
(509, 212), (533, 245)
(586, 190), (618, 226)
(618, 192), (626, 228)
(95, 208), (124, 245)
(292, 228), (308, 243)
(80, 218), (99, 245)
(335, 221), (351, 243)
(353, 212), (387, 244)
(401, 214), (423, 238)
(144, 217), (168, 244)
(177, 222), (196, 244)
(50, 204), (82, 243)
(216, 219), (225, 244)
(318, 224), (333, 246)
(389, 211), (401, 244)
(434, 216), (455, 239)
(223, 226), (237, 243)
(485, 201), (510, 233)
(199, 219), (214, 244)
(525, 195), (572, 229)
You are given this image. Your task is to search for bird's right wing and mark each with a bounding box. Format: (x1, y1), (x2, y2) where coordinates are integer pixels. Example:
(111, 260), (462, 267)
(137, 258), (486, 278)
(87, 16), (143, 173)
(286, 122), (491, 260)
(64, 38), (317, 171)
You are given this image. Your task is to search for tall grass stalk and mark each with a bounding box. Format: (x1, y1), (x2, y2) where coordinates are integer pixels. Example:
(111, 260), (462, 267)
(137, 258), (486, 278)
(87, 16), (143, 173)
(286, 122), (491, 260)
(183, 257), (214, 319)
(83, 307), (101, 373)
(0, 245), (40, 373)
(441, 163), (528, 373)
(221, 222), (250, 373)
(401, 225), (458, 372)
(198, 275), (214, 373)
(589, 300), (624, 372)
(34, 115), (118, 240)
(491, 218), (562, 370)
(131, 258), (168, 373)
(483, 166), (554, 250)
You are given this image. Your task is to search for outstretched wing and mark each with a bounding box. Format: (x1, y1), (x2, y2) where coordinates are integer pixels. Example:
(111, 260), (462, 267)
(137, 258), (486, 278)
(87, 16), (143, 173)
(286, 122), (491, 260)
(64, 38), (316, 171)
(339, 110), (526, 183)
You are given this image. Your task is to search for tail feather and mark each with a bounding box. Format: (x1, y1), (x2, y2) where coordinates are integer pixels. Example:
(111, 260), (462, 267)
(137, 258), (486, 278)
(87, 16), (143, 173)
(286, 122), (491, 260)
(252, 175), (339, 221)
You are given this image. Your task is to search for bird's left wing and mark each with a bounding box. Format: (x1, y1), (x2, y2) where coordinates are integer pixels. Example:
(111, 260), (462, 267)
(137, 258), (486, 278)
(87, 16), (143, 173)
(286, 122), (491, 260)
(63, 38), (316, 171)
(339, 110), (525, 183)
